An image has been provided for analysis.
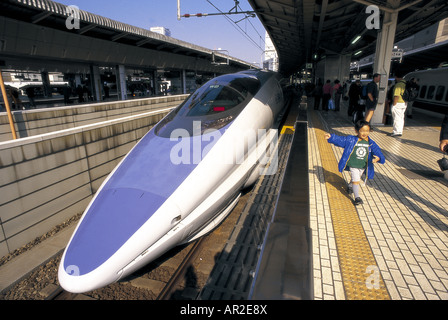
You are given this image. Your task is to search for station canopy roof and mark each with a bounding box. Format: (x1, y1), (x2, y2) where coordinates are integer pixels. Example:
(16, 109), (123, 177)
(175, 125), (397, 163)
(0, 0), (252, 71)
(247, 0), (448, 76)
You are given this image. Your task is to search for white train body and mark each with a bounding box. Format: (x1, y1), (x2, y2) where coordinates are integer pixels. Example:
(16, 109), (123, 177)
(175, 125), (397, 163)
(405, 67), (448, 114)
(58, 70), (285, 293)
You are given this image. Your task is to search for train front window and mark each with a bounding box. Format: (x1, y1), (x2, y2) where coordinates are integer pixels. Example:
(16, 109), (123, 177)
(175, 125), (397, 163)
(185, 85), (245, 117)
(155, 74), (261, 138)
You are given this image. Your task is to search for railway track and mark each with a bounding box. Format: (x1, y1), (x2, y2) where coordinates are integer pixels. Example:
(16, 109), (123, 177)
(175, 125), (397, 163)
(43, 236), (209, 300)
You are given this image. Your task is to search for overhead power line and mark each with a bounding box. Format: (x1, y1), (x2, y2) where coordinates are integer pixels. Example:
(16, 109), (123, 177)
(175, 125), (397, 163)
(177, 0), (265, 52)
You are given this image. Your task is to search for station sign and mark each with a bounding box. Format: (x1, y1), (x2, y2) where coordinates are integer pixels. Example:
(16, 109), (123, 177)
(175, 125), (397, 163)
(391, 49), (404, 62)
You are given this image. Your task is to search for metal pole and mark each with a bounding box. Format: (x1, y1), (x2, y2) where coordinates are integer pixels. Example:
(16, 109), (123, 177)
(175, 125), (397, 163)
(0, 69), (17, 140)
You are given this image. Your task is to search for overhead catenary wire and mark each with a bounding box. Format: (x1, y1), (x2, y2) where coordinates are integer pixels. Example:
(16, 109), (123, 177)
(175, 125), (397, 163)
(205, 0), (265, 52)
(236, 2), (264, 44)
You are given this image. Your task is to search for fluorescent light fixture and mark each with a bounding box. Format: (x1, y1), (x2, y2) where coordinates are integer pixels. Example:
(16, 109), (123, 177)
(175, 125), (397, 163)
(354, 50), (362, 56)
(351, 35), (362, 45)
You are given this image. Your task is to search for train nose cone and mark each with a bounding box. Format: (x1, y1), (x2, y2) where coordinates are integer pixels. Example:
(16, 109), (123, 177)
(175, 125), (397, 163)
(59, 187), (168, 292)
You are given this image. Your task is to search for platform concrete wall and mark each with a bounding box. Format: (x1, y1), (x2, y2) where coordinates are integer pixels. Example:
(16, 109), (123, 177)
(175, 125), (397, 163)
(0, 95), (189, 142)
(0, 107), (174, 258)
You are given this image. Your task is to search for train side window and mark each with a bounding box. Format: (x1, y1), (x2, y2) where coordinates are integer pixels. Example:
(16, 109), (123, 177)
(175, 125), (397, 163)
(435, 86), (445, 101)
(427, 86), (435, 100)
(419, 85), (427, 99)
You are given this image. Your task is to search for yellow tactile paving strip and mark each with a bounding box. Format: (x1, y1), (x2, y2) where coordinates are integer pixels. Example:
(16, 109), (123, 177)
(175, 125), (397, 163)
(310, 110), (391, 300)
(281, 125), (295, 135)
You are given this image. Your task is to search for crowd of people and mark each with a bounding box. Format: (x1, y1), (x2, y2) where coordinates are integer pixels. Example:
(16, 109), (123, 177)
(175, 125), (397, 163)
(311, 70), (421, 134)
(308, 71), (447, 206)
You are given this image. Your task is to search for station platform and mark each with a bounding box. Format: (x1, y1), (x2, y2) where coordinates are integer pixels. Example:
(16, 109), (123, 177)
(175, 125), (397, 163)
(1, 97), (447, 300)
(308, 99), (448, 300)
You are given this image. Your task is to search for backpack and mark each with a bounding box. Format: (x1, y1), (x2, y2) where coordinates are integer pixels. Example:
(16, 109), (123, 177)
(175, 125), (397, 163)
(396, 80), (413, 102)
(405, 81), (418, 102)
(402, 86), (410, 102)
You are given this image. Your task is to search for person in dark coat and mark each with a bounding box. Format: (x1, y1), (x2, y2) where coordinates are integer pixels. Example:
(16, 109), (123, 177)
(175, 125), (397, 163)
(63, 85), (72, 105)
(348, 80), (361, 117)
(26, 87), (36, 108)
(76, 85), (84, 103)
(313, 80), (323, 110)
(365, 73), (381, 123)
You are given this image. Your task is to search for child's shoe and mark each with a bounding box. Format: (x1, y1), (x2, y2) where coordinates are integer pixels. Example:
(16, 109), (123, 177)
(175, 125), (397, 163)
(354, 197), (363, 205)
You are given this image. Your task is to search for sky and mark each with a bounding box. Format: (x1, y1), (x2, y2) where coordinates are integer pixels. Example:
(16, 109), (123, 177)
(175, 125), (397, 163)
(56, 0), (268, 65)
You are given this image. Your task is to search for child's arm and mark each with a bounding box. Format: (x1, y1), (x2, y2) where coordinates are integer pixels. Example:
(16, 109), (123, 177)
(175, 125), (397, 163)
(371, 142), (386, 164)
(325, 133), (347, 148)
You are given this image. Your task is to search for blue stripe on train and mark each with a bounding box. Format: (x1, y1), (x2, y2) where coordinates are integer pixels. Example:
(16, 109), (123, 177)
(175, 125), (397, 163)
(63, 127), (226, 275)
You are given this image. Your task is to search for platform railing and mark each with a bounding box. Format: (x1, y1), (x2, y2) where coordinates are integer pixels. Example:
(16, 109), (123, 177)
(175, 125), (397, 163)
(0, 94), (189, 142)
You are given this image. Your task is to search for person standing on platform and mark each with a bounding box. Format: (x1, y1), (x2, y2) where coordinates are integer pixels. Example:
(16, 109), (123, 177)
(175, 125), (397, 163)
(76, 85), (84, 103)
(391, 70), (407, 137)
(313, 79), (323, 110)
(322, 80), (332, 112)
(63, 85), (72, 105)
(365, 73), (380, 123)
(104, 84), (110, 100)
(324, 120), (385, 205)
(25, 86), (36, 108)
(348, 80), (361, 117)
(440, 114), (448, 152)
(333, 79), (342, 112)
(406, 77), (419, 119)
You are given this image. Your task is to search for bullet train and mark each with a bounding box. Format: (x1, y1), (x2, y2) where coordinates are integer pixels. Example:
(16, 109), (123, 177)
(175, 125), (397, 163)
(58, 70), (286, 293)
(404, 67), (448, 114)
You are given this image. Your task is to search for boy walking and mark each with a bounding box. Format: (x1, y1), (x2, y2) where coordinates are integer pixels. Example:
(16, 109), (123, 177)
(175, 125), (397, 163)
(325, 120), (386, 205)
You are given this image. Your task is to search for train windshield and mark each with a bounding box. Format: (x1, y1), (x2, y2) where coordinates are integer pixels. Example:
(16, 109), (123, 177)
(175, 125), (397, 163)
(155, 74), (261, 137)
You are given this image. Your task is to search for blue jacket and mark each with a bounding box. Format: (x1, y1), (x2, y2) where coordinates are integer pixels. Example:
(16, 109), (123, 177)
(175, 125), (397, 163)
(327, 134), (385, 180)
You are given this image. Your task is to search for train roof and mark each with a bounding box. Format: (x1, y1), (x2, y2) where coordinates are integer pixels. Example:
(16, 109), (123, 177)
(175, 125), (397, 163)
(405, 67), (448, 77)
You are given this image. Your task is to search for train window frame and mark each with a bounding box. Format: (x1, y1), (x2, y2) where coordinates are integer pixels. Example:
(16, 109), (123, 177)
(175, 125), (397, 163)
(427, 86), (435, 100)
(184, 84), (246, 117)
(435, 86), (445, 101)
(419, 85), (427, 99)
(154, 74), (261, 138)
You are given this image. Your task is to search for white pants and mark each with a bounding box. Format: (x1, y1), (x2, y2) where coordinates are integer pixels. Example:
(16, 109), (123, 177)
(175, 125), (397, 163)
(349, 167), (365, 184)
(392, 102), (407, 134)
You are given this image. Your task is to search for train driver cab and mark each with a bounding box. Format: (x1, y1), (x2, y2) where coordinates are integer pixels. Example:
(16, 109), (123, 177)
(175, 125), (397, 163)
(155, 73), (261, 137)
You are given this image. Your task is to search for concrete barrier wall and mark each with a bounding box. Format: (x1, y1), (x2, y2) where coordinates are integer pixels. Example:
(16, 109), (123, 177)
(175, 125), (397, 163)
(0, 95), (189, 142)
(0, 107), (174, 258)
